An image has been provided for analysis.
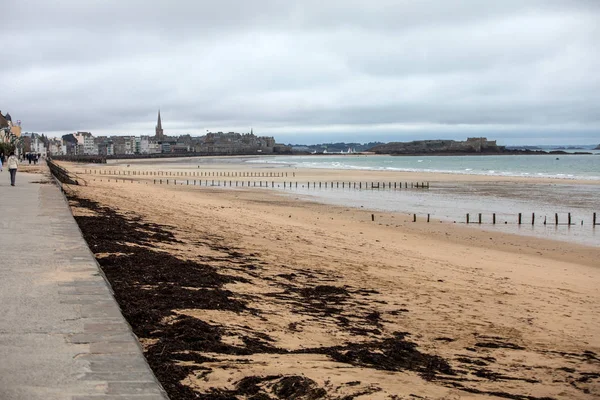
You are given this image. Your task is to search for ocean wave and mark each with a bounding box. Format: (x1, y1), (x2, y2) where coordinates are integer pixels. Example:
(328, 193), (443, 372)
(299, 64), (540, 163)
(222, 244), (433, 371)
(245, 157), (600, 180)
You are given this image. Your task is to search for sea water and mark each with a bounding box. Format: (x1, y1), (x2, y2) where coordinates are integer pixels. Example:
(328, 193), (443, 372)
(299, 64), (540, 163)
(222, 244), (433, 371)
(247, 153), (600, 180)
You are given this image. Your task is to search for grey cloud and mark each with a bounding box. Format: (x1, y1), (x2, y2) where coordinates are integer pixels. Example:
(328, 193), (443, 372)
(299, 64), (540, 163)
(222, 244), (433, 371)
(2, 0), (599, 144)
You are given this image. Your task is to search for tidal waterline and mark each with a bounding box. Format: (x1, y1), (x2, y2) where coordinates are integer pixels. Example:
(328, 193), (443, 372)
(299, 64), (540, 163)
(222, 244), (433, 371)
(111, 154), (600, 246)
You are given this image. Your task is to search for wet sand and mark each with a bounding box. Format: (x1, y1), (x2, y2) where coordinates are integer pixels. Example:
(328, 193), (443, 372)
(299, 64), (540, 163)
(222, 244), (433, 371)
(59, 161), (600, 399)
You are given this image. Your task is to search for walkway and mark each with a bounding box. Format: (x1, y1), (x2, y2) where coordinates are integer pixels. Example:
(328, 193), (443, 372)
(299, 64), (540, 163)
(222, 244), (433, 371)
(0, 166), (168, 399)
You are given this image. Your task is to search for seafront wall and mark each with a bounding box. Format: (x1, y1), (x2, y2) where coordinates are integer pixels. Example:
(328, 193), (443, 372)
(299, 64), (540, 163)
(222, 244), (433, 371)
(0, 165), (168, 399)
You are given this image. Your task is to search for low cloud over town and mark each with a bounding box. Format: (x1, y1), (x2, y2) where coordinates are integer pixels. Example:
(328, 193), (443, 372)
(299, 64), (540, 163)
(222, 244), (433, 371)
(2, 0), (599, 144)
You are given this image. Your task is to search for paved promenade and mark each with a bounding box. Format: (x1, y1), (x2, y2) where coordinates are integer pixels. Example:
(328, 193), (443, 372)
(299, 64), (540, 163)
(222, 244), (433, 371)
(0, 167), (168, 399)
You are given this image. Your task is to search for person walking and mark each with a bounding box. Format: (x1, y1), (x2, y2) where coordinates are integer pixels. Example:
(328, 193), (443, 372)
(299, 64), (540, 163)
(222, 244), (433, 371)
(7, 151), (18, 186)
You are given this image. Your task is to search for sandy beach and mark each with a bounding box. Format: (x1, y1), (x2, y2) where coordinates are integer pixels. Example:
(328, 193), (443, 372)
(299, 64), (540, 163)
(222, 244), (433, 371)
(56, 160), (600, 399)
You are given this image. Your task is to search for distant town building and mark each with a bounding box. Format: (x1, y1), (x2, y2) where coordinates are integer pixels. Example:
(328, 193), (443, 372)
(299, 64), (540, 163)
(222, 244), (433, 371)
(61, 134), (79, 155)
(21, 132), (48, 155)
(48, 138), (64, 155)
(74, 131), (98, 155)
(1, 111), (21, 145)
(46, 111), (291, 158)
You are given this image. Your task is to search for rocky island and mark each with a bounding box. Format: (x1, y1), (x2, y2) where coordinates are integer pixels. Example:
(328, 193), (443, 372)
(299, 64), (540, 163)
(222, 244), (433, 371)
(368, 137), (593, 155)
(368, 137), (502, 155)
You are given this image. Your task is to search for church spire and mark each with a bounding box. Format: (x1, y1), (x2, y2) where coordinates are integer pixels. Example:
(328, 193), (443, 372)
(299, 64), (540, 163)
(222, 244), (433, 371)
(155, 109), (164, 139)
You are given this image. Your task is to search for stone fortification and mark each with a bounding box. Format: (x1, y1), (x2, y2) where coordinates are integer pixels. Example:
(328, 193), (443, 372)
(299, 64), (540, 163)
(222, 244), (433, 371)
(196, 132), (277, 154)
(368, 137), (504, 154)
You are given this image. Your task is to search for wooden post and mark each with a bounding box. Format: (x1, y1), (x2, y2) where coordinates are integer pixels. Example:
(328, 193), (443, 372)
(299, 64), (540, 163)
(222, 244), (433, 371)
(544, 216), (547, 225)
(568, 213), (571, 226)
(371, 214), (374, 222)
(413, 214), (416, 222)
(532, 213), (535, 225)
(493, 213), (496, 224)
(555, 213), (558, 225)
(427, 214), (430, 223)
(478, 213), (482, 224)
(518, 213), (522, 225)
(466, 213), (470, 224)
(594, 212), (597, 226)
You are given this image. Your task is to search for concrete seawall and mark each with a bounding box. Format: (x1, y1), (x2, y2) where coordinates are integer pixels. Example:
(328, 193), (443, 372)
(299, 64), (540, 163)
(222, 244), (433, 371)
(0, 166), (168, 399)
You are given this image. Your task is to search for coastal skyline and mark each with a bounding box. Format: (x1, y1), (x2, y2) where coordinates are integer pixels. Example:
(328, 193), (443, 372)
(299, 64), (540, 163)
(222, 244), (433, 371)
(2, 1), (599, 144)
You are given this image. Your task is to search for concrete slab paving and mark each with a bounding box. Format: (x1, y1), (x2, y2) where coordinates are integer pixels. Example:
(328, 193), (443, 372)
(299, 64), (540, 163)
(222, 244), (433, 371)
(0, 166), (168, 399)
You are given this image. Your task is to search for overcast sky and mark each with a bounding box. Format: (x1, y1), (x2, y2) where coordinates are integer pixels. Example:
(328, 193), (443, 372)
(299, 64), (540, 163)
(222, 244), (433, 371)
(2, 0), (599, 145)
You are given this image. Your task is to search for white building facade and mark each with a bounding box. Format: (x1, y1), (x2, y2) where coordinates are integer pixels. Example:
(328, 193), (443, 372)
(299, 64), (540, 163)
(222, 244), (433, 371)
(74, 132), (99, 155)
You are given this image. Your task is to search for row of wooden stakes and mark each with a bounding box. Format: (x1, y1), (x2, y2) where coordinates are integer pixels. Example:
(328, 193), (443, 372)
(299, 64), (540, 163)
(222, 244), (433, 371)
(465, 212), (599, 226)
(90, 178), (431, 189)
(84, 169), (293, 178)
(367, 212), (599, 226)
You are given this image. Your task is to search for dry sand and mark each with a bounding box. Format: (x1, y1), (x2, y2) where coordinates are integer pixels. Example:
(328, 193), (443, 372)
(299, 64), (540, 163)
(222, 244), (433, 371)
(59, 161), (600, 399)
